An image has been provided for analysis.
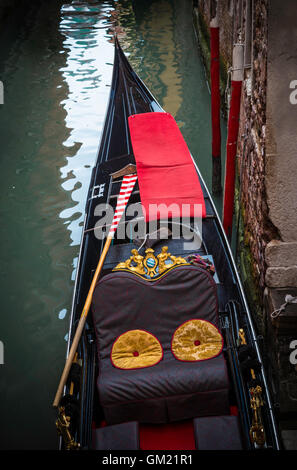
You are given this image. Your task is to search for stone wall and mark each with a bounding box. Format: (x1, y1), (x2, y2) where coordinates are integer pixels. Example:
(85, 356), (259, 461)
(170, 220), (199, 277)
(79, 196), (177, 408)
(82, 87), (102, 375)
(235, 0), (282, 330)
(194, 0), (277, 329)
(194, 0), (297, 310)
(193, 0), (297, 431)
(265, 0), (297, 289)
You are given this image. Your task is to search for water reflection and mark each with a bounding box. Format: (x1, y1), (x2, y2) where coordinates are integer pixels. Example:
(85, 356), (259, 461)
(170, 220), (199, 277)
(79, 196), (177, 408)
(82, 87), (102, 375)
(138, 0), (183, 117)
(59, 2), (115, 247)
(0, 0), (225, 450)
(114, 0), (226, 204)
(0, 0), (117, 450)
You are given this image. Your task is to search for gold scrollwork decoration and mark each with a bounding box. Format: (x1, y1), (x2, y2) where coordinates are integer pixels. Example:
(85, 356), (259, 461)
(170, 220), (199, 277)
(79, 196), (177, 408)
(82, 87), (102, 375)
(249, 385), (266, 447)
(56, 407), (80, 450)
(113, 246), (188, 279)
(115, 249), (146, 275)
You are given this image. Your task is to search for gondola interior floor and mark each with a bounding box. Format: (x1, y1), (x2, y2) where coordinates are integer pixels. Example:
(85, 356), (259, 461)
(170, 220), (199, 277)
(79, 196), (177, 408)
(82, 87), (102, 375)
(139, 421), (196, 450)
(93, 406), (239, 450)
(138, 406), (238, 450)
(60, 36), (280, 450)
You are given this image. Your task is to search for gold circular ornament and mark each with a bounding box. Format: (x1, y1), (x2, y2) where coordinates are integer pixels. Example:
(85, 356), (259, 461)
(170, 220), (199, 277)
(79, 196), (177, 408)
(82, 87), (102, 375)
(171, 319), (223, 362)
(111, 329), (163, 370)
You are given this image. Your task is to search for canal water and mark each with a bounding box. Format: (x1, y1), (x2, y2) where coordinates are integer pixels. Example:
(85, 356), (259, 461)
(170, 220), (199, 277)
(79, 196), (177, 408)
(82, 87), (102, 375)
(0, 0), (226, 449)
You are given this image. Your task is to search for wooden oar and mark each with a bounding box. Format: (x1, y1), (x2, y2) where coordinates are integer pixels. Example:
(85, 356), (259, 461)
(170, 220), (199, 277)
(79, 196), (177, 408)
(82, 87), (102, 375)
(53, 164), (137, 408)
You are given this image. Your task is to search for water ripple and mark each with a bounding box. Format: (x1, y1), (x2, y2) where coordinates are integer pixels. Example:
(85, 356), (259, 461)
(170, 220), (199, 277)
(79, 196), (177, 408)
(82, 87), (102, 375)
(59, 2), (115, 246)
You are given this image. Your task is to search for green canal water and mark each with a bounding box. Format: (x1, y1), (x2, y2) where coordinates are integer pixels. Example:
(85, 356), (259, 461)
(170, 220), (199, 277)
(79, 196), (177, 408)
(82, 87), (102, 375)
(0, 0), (226, 449)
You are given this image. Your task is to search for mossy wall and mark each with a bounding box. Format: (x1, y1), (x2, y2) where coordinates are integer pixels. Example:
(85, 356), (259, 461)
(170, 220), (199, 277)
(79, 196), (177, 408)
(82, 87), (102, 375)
(193, 0), (269, 334)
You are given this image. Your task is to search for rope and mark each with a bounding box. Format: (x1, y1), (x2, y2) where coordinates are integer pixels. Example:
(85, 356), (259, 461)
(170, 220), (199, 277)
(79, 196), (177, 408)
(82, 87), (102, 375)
(137, 233), (149, 252)
(224, 66), (232, 110)
(271, 295), (297, 319)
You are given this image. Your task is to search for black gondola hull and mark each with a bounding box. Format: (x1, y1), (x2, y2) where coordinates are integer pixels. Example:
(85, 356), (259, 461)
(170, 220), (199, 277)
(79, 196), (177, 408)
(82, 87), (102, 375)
(61, 39), (280, 451)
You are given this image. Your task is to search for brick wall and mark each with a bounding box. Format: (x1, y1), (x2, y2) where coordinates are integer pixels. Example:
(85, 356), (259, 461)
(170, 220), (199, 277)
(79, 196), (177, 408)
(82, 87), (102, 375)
(236, 0), (280, 323)
(193, 0), (297, 425)
(194, 0), (281, 329)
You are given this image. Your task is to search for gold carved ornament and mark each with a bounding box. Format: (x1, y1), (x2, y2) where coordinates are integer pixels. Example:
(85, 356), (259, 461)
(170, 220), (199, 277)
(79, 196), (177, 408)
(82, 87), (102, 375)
(56, 407), (80, 450)
(249, 385), (265, 447)
(113, 246), (188, 279)
(238, 328), (265, 447)
(56, 353), (80, 450)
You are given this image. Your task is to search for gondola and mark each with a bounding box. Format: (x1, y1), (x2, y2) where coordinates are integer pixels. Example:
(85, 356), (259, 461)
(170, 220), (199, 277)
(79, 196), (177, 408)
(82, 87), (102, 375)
(54, 39), (280, 451)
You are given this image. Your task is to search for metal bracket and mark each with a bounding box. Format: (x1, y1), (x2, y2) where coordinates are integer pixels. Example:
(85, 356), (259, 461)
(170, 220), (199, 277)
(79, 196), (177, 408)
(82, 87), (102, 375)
(89, 183), (106, 200)
(56, 406), (80, 450)
(249, 386), (266, 447)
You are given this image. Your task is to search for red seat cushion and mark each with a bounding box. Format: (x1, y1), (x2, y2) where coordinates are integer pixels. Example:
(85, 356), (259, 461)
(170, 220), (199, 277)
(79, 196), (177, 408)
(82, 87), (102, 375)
(128, 112), (206, 221)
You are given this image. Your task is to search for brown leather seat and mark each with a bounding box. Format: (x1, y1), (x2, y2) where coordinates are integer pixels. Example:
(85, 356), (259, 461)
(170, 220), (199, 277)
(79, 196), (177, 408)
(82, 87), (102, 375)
(92, 262), (229, 425)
